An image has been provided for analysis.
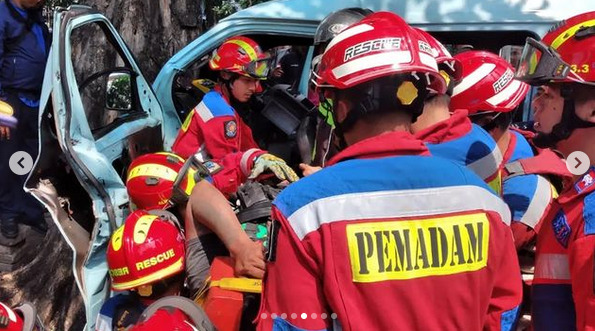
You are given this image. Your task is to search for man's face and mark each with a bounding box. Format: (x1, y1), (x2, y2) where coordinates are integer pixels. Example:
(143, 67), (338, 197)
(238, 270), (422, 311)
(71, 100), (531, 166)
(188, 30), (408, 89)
(18, 0), (44, 9)
(231, 76), (260, 103)
(531, 84), (564, 134)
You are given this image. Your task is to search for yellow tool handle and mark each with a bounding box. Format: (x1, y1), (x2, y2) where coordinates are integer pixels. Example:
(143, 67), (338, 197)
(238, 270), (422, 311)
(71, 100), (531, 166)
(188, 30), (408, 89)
(210, 277), (262, 293)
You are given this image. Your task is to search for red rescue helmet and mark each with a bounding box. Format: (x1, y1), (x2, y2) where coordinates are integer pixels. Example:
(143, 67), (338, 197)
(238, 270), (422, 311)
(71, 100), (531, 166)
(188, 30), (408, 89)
(129, 296), (214, 331)
(0, 302), (43, 331)
(310, 8), (373, 90)
(414, 28), (463, 83)
(128, 309), (195, 331)
(208, 36), (270, 79)
(450, 50), (529, 114)
(106, 210), (185, 292)
(0, 302), (23, 331)
(314, 11), (446, 94)
(126, 152), (198, 210)
(516, 11), (595, 86)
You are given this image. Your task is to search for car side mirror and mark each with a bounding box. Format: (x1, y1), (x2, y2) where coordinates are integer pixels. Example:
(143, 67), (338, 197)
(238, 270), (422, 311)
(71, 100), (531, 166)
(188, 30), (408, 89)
(106, 72), (132, 111)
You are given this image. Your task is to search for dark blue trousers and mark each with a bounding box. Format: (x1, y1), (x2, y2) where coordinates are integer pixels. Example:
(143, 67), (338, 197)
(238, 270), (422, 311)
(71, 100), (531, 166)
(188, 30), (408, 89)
(0, 92), (43, 223)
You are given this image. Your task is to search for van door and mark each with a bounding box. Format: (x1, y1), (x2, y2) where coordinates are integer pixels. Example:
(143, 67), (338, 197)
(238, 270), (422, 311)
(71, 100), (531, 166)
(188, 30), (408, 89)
(27, 6), (165, 329)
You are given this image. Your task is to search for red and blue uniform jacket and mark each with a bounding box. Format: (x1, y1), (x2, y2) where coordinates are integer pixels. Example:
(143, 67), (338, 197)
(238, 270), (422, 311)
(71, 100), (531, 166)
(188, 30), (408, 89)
(172, 89), (265, 195)
(501, 130), (558, 250)
(257, 131), (522, 331)
(533, 167), (595, 330)
(415, 109), (503, 194)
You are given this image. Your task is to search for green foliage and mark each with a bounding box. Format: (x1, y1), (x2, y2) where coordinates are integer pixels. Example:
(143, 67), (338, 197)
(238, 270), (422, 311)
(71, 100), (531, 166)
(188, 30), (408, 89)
(44, 0), (74, 9)
(106, 74), (132, 110)
(213, 0), (270, 20)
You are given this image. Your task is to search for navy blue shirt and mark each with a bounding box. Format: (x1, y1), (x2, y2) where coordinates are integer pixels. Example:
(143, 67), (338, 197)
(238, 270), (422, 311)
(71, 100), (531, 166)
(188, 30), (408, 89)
(0, 0), (49, 98)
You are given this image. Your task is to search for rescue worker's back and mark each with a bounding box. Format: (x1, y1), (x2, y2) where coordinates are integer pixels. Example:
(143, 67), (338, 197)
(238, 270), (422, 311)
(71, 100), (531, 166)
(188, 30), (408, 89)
(261, 133), (522, 330)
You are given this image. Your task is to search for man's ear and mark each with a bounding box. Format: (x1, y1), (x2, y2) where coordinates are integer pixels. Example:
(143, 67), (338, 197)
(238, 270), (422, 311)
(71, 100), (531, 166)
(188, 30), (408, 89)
(572, 94), (595, 124)
(582, 98), (595, 124)
(220, 71), (231, 80)
(335, 99), (351, 124)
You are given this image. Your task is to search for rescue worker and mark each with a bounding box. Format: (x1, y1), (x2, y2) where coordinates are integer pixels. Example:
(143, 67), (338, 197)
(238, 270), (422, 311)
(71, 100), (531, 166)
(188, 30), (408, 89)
(258, 12), (521, 331)
(410, 29), (503, 194)
(514, 11), (595, 330)
(299, 7), (372, 175)
(0, 301), (44, 331)
(97, 209), (187, 330)
(450, 50), (559, 251)
(126, 152), (265, 298)
(171, 36), (298, 195)
(0, 0), (50, 239)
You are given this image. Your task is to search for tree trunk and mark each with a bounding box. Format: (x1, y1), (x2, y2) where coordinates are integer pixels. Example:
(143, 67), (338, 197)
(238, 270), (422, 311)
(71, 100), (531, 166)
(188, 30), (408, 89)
(0, 222), (85, 330)
(78, 0), (205, 82)
(0, 2), (206, 329)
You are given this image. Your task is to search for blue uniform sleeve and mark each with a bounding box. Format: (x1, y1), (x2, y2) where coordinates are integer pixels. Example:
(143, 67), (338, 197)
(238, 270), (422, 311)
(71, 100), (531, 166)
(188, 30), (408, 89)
(503, 174), (553, 228)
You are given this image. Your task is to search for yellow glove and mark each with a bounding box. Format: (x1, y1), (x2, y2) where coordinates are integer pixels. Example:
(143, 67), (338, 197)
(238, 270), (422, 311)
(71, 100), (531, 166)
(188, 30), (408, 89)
(249, 153), (299, 183)
(0, 100), (16, 128)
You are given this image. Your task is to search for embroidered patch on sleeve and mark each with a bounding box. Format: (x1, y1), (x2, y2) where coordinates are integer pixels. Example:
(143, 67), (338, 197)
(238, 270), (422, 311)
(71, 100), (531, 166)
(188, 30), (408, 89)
(552, 210), (571, 248)
(583, 192), (595, 235)
(575, 168), (595, 194)
(224, 120), (237, 139)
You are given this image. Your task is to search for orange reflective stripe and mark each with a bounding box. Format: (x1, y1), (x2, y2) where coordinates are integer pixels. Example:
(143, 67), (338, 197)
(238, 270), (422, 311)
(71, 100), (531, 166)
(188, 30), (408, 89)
(127, 163), (178, 182)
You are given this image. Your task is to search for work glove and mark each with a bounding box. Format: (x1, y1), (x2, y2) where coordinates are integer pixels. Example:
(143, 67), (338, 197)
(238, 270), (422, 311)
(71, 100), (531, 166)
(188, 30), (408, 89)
(0, 100), (15, 140)
(249, 153), (299, 183)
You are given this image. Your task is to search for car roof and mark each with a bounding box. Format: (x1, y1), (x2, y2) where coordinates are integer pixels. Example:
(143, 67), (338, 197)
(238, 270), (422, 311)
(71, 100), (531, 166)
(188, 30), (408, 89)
(223, 0), (595, 36)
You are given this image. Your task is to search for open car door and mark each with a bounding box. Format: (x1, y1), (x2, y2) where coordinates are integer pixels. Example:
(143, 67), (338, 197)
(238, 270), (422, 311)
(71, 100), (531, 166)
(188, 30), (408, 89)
(26, 6), (167, 330)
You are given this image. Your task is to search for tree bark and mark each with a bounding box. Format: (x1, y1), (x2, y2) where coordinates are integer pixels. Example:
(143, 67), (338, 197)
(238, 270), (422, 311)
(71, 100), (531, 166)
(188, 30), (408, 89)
(0, 224), (85, 330)
(78, 0), (205, 82)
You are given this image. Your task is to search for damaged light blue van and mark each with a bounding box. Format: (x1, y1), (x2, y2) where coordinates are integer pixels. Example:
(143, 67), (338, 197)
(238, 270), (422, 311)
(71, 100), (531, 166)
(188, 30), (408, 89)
(27, 0), (594, 328)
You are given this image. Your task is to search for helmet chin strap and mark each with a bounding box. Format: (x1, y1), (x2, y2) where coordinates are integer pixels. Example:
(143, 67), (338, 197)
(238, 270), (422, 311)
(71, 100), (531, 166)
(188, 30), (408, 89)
(326, 90), (372, 151)
(326, 78), (426, 151)
(221, 72), (243, 106)
(329, 103), (351, 151)
(533, 85), (595, 148)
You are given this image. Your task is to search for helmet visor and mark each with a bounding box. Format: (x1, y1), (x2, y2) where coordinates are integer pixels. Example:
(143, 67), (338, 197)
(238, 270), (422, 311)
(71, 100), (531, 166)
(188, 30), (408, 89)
(170, 156), (211, 207)
(243, 58), (272, 79)
(515, 37), (577, 85)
